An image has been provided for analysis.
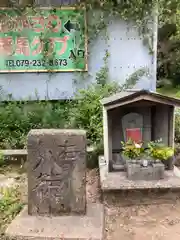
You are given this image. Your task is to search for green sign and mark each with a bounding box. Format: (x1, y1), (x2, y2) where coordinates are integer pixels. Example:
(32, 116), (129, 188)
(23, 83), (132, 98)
(0, 8), (87, 72)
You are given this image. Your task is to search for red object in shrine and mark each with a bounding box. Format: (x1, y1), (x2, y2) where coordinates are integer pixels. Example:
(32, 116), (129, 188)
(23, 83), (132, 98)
(126, 128), (142, 143)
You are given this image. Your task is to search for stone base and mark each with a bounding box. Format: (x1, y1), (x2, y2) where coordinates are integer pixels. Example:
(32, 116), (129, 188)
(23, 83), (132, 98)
(99, 156), (180, 190)
(6, 203), (104, 240)
(126, 162), (165, 181)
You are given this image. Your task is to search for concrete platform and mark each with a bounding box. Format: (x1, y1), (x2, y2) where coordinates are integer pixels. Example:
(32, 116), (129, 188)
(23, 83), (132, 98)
(6, 203), (104, 240)
(99, 157), (180, 191)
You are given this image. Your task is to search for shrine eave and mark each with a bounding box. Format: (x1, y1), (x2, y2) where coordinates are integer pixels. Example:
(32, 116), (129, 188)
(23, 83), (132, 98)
(101, 89), (180, 110)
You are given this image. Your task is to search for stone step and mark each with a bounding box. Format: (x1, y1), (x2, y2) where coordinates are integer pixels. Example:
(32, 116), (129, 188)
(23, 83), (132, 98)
(112, 163), (125, 172)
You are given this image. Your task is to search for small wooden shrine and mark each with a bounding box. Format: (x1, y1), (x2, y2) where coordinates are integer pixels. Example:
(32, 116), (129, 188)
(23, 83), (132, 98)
(101, 90), (180, 172)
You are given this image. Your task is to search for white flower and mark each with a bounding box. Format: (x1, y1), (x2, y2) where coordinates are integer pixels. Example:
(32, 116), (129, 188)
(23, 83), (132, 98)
(135, 143), (142, 148)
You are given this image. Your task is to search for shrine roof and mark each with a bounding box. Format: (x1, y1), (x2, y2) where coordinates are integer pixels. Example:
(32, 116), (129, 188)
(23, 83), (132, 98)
(101, 89), (180, 109)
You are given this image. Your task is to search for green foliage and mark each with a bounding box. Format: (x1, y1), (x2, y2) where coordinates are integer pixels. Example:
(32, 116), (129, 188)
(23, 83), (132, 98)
(1, 0), (179, 151)
(0, 187), (23, 238)
(147, 138), (165, 149)
(121, 139), (174, 161)
(122, 67), (150, 90)
(150, 147), (174, 160)
(147, 140), (174, 160)
(70, 82), (120, 146)
(0, 100), (72, 149)
(0, 83), (120, 149)
(121, 140), (143, 160)
(157, 0), (180, 88)
(96, 50), (109, 86)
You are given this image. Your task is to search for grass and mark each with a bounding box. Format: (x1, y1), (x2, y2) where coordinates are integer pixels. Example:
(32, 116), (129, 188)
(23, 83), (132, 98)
(0, 184), (24, 239)
(0, 187), (23, 239)
(157, 87), (180, 98)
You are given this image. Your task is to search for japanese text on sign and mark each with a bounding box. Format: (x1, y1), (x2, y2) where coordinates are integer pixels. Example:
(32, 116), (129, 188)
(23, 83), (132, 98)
(0, 8), (87, 72)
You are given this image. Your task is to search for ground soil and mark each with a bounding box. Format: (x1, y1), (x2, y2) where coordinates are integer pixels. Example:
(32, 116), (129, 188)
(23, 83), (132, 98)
(87, 169), (180, 240)
(2, 166), (180, 239)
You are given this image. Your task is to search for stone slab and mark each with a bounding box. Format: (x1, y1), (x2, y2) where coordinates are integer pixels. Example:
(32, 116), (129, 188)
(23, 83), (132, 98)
(6, 203), (104, 240)
(27, 129), (86, 216)
(99, 156), (180, 190)
(126, 162), (165, 181)
(1, 146), (94, 158)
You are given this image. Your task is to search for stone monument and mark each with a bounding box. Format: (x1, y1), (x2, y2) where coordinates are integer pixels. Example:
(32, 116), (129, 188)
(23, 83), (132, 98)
(28, 129), (86, 216)
(6, 129), (104, 240)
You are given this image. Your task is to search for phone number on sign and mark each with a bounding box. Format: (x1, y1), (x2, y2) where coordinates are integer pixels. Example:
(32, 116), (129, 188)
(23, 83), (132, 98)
(5, 59), (68, 68)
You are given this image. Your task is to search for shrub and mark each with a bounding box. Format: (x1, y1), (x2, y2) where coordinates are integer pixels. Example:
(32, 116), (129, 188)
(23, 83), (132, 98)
(0, 187), (23, 237)
(0, 100), (72, 149)
(0, 83), (120, 149)
(70, 83), (121, 146)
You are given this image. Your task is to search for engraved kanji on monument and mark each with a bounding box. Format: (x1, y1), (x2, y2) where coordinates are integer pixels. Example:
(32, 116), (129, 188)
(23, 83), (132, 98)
(27, 129), (86, 216)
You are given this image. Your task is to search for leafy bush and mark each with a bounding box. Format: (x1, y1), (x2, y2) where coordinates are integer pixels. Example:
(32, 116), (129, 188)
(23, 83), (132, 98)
(0, 100), (72, 149)
(1, 83), (180, 153)
(0, 83), (120, 149)
(70, 83), (120, 146)
(147, 140), (174, 160)
(0, 187), (23, 237)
